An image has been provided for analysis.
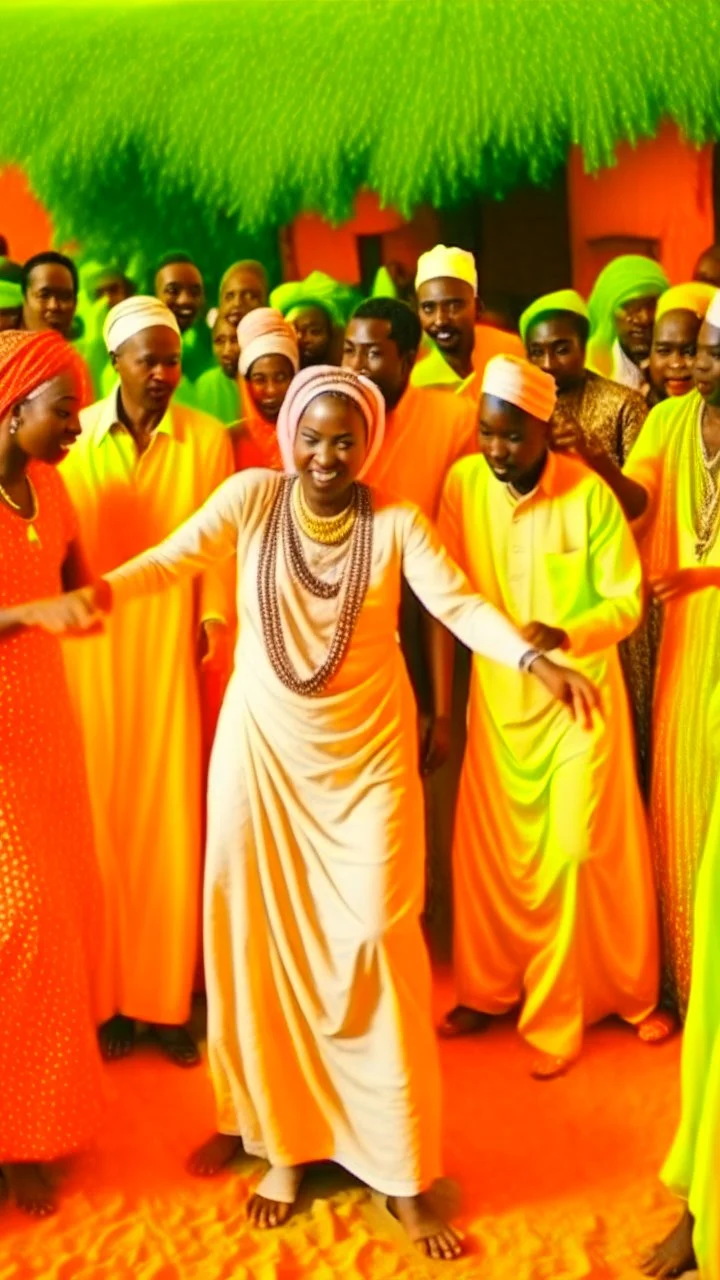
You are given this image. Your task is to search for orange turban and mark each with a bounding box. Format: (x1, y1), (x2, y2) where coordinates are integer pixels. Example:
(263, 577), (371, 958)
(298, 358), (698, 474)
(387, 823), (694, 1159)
(0, 329), (84, 422)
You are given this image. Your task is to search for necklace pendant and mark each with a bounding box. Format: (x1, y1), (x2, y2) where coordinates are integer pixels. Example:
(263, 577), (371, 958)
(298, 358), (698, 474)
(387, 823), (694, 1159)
(27, 523), (41, 546)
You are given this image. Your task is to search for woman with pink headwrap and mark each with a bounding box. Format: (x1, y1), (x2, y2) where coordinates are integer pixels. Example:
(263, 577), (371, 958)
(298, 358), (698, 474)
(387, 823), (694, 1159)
(231, 306), (299, 471)
(25, 366), (598, 1260)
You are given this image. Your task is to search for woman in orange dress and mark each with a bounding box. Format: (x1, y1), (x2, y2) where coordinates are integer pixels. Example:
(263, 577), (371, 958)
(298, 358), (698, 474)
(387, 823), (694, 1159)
(230, 307), (299, 471)
(0, 330), (101, 1216)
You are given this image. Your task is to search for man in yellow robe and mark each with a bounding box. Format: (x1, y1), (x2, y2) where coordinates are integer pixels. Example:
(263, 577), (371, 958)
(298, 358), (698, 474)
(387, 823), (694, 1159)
(437, 354), (660, 1078)
(410, 244), (523, 400)
(62, 296), (234, 1065)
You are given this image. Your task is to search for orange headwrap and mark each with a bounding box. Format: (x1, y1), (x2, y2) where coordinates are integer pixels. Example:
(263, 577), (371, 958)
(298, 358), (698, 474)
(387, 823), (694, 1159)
(0, 329), (85, 422)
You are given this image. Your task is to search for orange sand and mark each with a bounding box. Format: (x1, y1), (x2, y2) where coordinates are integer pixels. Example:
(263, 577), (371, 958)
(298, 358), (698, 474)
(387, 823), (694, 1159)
(0, 974), (688, 1279)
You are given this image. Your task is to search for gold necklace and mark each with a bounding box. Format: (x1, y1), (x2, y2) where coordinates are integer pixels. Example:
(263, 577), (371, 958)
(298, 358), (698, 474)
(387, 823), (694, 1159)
(0, 475), (41, 545)
(293, 480), (357, 545)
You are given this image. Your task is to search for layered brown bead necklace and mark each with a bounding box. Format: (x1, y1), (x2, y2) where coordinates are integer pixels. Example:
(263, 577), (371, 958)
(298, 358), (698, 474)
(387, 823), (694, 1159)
(258, 476), (374, 695)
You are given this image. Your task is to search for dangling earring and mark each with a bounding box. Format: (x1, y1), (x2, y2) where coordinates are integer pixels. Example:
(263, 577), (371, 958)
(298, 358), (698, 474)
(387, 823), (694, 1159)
(9, 414), (20, 436)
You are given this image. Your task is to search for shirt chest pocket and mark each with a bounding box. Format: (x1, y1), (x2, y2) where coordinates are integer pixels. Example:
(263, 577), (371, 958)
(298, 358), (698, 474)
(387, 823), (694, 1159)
(542, 548), (591, 623)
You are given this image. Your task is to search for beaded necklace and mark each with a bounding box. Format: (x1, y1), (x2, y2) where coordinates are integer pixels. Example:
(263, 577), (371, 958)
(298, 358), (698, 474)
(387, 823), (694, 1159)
(258, 477), (374, 695)
(293, 479), (357, 546)
(695, 403), (720, 561)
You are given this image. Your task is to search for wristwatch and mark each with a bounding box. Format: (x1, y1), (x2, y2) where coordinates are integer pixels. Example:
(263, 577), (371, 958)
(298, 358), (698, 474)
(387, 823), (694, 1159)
(519, 648), (542, 673)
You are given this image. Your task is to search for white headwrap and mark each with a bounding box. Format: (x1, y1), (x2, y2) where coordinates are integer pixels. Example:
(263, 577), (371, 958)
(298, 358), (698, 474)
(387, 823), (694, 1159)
(705, 290), (720, 331)
(482, 354), (557, 422)
(415, 244), (478, 295)
(103, 296), (180, 353)
(237, 306), (300, 378)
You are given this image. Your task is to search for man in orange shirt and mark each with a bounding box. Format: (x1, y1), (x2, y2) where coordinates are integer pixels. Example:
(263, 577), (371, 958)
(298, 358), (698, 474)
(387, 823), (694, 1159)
(343, 298), (475, 924)
(411, 244), (524, 400)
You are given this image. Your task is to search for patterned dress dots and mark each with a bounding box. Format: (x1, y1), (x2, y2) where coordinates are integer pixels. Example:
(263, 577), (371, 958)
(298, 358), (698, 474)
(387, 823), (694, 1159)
(0, 462), (101, 1161)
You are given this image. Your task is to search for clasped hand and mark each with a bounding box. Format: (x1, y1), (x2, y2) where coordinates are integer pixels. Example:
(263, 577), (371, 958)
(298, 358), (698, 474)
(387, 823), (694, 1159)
(20, 586), (104, 636)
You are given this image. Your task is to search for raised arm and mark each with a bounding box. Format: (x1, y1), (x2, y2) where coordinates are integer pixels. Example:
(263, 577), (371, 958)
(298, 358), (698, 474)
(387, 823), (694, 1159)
(400, 503), (529, 669)
(12, 473), (248, 638)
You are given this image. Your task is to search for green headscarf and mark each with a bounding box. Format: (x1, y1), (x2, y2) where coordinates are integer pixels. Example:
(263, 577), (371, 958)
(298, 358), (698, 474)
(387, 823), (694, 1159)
(519, 289), (589, 346)
(270, 271), (342, 327)
(587, 255), (669, 374)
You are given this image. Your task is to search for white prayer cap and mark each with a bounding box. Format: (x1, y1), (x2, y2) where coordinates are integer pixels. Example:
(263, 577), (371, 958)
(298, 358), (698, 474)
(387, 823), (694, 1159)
(482, 354), (557, 422)
(415, 244), (478, 295)
(237, 306), (299, 378)
(705, 289), (720, 331)
(103, 295), (181, 353)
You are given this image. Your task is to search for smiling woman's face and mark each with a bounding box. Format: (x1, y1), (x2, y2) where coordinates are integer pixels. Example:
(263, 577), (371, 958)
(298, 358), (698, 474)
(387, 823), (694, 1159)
(5, 370), (82, 465)
(294, 393), (367, 509)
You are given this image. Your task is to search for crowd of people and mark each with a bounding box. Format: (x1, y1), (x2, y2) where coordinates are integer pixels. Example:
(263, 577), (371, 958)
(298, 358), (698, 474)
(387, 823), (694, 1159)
(0, 231), (719, 1275)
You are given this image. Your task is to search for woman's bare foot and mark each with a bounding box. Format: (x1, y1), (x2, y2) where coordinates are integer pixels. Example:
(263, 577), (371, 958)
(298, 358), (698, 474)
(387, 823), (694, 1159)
(388, 1193), (463, 1260)
(641, 1208), (696, 1277)
(247, 1165), (304, 1230)
(187, 1132), (244, 1177)
(3, 1163), (56, 1217)
(437, 1006), (492, 1040)
(530, 1052), (574, 1081)
(637, 1010), (679, 1045)
(152, 1023), (201, 1067)
(98, 1014), (135, 1061)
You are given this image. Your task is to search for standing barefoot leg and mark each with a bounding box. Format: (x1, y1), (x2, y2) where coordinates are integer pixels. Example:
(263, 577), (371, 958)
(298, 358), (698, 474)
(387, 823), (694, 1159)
(641, 1208), (696, 1277)
(388, 1193), (464, 1261)
(3, 1163), (56, 1217)
(247, 1166), (304, 1230)
(187, 1133), (245, 1177)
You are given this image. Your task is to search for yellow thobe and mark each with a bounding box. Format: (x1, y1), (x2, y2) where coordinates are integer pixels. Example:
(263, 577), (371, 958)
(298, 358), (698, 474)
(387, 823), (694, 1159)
(439, 451), (659, 1059)
(61, 391), (234, 1025)
(625, 390), (720, 1014)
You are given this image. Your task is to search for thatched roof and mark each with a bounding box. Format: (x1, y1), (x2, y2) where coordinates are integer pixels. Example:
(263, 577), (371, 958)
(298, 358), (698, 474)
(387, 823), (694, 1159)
(2, 0), (719, 273)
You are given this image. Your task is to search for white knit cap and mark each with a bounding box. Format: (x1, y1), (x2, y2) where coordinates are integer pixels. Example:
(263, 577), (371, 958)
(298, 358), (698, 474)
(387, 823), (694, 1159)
(415, 244), (478, 295)
(103, 295), (180, 353)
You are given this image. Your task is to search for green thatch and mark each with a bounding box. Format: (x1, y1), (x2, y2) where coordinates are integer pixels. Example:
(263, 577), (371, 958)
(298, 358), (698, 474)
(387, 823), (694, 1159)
(1, 0), (719, 280)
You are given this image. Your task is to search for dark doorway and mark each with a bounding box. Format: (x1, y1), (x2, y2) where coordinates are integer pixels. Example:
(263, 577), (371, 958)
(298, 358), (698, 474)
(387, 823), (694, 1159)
(438, 169), (573, 327)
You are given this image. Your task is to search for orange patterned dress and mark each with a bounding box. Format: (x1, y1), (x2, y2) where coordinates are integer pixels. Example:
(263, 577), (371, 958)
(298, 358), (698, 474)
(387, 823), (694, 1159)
(0, 462), (101, 1161)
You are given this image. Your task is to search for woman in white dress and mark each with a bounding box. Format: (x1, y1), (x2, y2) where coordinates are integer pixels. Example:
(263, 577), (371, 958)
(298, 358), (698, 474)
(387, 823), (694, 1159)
(31, 366), (599, 1261)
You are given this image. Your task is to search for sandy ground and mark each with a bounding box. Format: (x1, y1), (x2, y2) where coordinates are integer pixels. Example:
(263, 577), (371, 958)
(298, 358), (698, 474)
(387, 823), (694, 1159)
(0, 975), (687, 1280)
